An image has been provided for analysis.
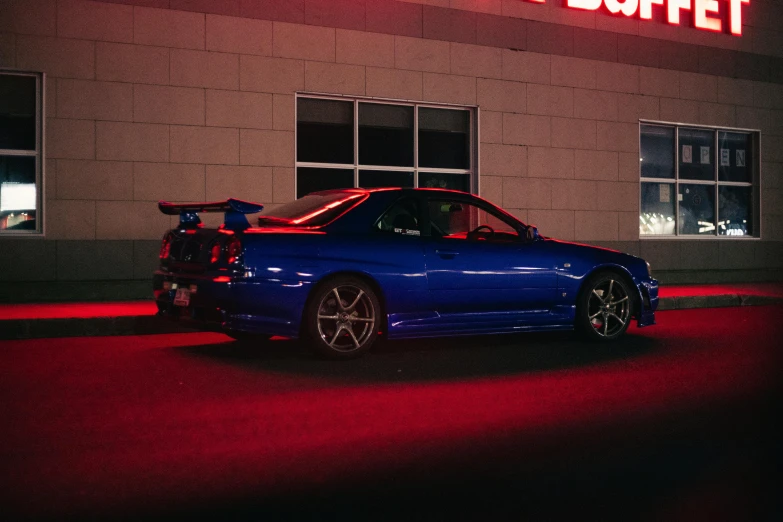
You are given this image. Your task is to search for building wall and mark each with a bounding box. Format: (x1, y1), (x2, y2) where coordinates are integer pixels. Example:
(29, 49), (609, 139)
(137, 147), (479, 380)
(1, 0), (782, 300)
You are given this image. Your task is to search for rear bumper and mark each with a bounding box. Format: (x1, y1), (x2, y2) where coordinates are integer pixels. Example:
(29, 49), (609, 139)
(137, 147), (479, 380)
(636, 278), (659, 328)
(153, 271), (307, 338)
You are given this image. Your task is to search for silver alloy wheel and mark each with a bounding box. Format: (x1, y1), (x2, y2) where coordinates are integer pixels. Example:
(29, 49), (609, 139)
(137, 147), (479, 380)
(316, 285), (376, 352)
(587, 279), (631, 338)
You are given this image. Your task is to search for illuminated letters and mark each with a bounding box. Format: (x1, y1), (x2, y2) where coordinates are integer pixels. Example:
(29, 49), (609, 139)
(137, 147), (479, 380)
(566, 0), (602, 10)
(729, 0), (750, 35)
(526, 0), (750, 37)
(639, 0), (664, 19)
(694, 0), (722, 32)
(605, 0), (639, 16)
(667, 0), (691, 24)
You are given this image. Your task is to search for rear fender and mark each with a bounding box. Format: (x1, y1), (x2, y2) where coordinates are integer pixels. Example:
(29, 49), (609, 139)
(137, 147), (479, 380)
(302, 271), (388, 337)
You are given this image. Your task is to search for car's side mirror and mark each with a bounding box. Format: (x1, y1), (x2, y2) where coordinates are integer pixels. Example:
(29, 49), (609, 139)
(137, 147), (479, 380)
(525, 225), (540, 241)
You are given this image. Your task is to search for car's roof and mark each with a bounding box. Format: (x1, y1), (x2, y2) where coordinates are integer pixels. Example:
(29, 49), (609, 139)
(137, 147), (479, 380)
(311, 187), (474, 197)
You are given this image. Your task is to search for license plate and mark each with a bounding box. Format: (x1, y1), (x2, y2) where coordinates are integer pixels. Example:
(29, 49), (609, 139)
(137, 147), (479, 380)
(173, 288), (190, 307)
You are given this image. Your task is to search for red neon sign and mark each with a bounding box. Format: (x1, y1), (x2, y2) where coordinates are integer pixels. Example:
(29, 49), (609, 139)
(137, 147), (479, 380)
(523, 0), (750, 36)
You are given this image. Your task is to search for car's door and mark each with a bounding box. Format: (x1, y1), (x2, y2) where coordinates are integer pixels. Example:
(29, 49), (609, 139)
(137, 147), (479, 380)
(423, 196), (558, 315)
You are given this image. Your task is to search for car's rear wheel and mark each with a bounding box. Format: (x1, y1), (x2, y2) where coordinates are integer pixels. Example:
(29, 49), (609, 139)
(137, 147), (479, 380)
(576, 272), (633, 341)
(305, 277), (380, 359)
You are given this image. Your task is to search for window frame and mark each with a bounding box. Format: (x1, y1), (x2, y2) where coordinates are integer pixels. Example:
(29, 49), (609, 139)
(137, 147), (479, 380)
(639, 119), (761, 240)
(0, 69), (45, 237)
(295, 94), (478, 198)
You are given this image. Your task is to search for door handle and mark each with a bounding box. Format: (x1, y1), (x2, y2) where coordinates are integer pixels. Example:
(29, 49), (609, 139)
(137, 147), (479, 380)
(435, 250), (459, 258)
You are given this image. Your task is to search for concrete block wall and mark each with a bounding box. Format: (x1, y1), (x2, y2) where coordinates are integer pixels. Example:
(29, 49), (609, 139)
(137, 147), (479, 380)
(0, 0), (782, 299)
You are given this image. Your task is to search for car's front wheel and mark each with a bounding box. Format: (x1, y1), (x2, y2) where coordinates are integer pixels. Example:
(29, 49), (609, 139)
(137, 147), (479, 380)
(305, 277), (380, 359)
(576, 272), (633, 341)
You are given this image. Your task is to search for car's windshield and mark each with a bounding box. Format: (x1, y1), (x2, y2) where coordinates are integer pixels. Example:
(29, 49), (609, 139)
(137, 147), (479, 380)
(258, 192), (365, 227)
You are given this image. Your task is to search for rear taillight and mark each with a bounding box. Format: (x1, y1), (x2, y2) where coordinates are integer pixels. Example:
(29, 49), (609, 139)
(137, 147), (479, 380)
(226, 237), (242, 264)
(159, 233), (172, 259)
(209, 243), (221, 264)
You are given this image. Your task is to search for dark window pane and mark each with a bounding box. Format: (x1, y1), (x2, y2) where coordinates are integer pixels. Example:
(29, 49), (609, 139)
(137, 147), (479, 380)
(0, 155), (37, 231)
(419, 108), (470, 169)
(678, 183), (715, 235)
(640, 124), (674, 179)
(377, 197), (421, 235)
(0, 75), (37, 151)
(297, 98), (353, 164)
(718, 186), (753, 236)
(718, 132), (752, 183)
(427, 199), (518, 240)
(296, 167), (354, 198)
(419, 172), (470, 192)
(640, 181), (675, 235)
(679, 128), (714, 181)
(359, 104), (413, 167)
(359, 170), (413, 188)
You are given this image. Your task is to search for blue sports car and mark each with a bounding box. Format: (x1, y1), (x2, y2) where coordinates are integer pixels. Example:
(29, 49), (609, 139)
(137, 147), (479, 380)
(154, 188), (658, 359)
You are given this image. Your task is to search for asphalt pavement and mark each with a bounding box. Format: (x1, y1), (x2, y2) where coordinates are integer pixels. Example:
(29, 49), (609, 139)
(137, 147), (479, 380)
(1, 305), (781, 521)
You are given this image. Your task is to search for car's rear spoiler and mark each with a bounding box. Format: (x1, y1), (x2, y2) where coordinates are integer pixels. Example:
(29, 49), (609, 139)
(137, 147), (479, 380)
(158, 199), (264, 230)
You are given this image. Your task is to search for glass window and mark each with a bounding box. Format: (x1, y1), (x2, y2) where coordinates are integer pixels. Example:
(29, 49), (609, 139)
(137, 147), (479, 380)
(0, 72), (42, 235)
(419, 108), (470, 169)
(718, 186), (753, 236)
(359, 104), (413, 167)
(296, 98), (353, 164)
(640, 125), (674, 179)
(296, 167), (354, 199)
(419, 172), (470, 192)
(359, 170), (413, 189)
(427, 199), (520, 242)
(376, 197), (421, 236)
(639, 122), (758, 238)
(259, 190), (365, 227)
(640, 182), (676, 235)
(718, 132), (752, 183)
(678, 128), (714, 181)
(0, 75), (36, 151)
(678, 183), (715, 235)
(295, 97), (474, 198)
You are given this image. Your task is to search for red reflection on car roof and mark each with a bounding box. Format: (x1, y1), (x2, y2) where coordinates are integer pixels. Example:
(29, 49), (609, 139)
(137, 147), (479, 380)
(290, 193), (366, 225)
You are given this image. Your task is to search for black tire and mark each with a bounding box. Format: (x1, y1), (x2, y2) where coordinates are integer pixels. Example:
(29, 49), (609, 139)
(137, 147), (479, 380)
(304, 276), (381, 359)
(224, 330), (271, 344)
(576, 271), (633, 341)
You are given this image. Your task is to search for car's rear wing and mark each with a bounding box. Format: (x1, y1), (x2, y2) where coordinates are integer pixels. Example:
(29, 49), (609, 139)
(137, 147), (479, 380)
(158, 199), (264, 230)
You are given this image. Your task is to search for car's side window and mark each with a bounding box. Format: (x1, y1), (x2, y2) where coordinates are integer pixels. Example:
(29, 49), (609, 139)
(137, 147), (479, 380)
(376, 197), (422, 237)
(428, 199), (520, 242)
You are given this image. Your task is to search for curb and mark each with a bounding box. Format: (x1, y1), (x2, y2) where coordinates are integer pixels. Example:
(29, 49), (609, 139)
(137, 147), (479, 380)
(2, 294), (782, 340)
(657, 293), (783, 311)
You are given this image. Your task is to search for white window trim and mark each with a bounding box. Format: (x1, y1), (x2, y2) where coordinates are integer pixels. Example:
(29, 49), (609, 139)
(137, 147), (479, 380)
(639, 119), (761, 240)
(294, 93), (478, 197)
(0, 69), (45, 237)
